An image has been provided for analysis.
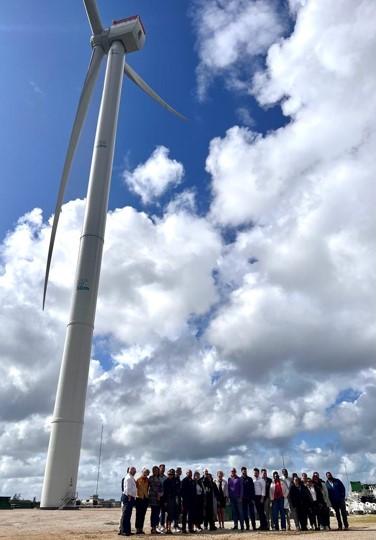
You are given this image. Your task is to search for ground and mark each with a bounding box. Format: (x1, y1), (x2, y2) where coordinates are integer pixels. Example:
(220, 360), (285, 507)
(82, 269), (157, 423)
(0, 510), (375, 540)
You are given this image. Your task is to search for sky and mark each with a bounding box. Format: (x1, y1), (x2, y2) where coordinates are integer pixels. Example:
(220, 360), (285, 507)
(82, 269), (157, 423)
(1, 0), (376, 501)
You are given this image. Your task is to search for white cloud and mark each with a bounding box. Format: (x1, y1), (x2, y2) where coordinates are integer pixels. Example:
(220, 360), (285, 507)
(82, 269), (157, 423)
(193, 0), (285, 100)
(123, 146), (184, 204)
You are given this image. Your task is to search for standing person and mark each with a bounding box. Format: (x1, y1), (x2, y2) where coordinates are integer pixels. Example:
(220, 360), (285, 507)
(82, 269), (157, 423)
(281, 468), (295, 530)
(312, 472), (331, 530)
(202, 469), (217, 530)
(253, 468), (267, 530)
(181, 469), (195, 534)
(261, 468), (272, 530)
(135, 468), (150, 534)
(240, 467), (256, 531)
(326, 472), (349, 530)
(149, 466), (163, 535)
(173, 467), (182, 532)
(119, 466), (137, 536)
(192, 471), (204, 531)
(289, 477), (311, 531)
(228, 467), (244, 531)
(158, 464), (167, 532)
(270, 471), (288, 531)
(301, 472), (308, 486)
(306, 477), (323, 531)
(215, 470), (228, 529)
(164, 469), (178, 534)
(210, 474), (220, 528)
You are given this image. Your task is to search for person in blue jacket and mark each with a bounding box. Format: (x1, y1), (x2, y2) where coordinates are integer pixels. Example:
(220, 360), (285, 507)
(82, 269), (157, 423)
(325, 472), (349, 530)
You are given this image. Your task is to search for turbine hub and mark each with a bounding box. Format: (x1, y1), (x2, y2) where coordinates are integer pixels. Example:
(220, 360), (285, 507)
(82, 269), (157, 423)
(91, 15), (146, 54)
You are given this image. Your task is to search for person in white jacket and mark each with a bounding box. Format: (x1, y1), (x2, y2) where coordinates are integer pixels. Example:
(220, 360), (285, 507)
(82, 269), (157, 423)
(270, 471), (289, 531)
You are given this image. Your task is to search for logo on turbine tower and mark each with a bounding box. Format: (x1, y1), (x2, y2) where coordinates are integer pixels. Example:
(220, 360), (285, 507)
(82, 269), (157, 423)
(77, 278), (90, 291)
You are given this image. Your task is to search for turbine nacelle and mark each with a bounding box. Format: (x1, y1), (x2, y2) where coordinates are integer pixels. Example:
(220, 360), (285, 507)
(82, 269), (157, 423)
(91, 15), (146, 54)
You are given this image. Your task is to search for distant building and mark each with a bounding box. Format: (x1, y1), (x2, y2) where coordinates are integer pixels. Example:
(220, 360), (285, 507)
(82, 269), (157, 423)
(350, 481), (376, 501)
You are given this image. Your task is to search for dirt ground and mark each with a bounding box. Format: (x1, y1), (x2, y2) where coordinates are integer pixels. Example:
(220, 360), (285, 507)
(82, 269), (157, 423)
(0, 509), (375, 540)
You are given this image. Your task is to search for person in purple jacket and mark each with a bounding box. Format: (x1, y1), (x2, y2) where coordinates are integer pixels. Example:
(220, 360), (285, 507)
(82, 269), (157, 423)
(228, 468), (244, 530)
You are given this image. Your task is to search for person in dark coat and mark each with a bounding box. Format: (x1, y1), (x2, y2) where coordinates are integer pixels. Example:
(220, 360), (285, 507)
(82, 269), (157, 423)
(181, 469), (195, 533)
(241, 467), (256, 530)
(202, 469), (217, 531)
(192, 471), (204, 531)
(325, 472), (349, 530)
(289, 476), (311, 531)
(163, 469), (178, 534)
(306, 478), (323, 530)
(261, 468), (272, 530)
(312, 472), (331, 530)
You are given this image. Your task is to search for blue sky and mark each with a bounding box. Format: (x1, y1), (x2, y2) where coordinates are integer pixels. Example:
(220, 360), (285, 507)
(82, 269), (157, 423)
(1, 0), (376, 500)
(0, 0), (289, 239)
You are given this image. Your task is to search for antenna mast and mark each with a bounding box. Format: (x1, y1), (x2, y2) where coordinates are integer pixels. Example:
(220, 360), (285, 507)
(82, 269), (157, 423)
(95, 424), (104, 497)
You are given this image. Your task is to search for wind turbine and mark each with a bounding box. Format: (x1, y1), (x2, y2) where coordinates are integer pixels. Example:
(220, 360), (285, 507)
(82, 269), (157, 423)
(40, 0), (184, 509)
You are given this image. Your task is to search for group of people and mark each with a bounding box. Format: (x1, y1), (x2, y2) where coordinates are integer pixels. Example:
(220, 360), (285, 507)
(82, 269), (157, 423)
(118, 464), (349, 536)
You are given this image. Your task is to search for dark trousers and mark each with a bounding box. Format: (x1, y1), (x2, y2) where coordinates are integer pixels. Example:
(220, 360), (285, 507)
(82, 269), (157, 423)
(242, 498), (256, 530)
(254, 495), (267, 530)
(230, 496), (244, 529)
(160, 499), (166, 527)
(333, 501), (348, 529)
(135, 497), (149, 531)
(308, 501), (319, 530)
(182, 501), (194, 532)
(151, 505), (160, 529)
(295, 505), (308, 530)
(272, 498), (286, 530)
(319, 504), (330, 528)
(120, 496), (135, 534)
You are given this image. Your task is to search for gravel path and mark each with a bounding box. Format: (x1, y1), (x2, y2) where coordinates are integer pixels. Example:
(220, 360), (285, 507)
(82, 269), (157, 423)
(0, 509), (375, 540)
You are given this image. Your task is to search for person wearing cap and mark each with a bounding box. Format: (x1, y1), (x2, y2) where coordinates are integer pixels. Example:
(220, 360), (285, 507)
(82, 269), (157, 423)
(135, 468), (150, 534)
(119, 466), (137, 536)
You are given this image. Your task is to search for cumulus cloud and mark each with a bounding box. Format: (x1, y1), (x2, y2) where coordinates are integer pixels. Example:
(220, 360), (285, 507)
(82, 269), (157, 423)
(193, 0), (286, 99)
(123, 146), (184, 204)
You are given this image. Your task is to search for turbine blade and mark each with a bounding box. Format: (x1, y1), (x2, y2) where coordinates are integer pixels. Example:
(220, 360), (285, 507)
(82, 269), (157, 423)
(83, 0), (103, 35)
(124, 63), (187, 121)
(43, 46), (104, 310)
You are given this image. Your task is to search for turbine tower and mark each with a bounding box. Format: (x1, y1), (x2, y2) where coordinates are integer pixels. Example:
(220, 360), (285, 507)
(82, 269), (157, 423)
(40, 0), (184, 509)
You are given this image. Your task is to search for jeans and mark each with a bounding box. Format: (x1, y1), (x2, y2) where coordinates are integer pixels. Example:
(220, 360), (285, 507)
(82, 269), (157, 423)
(272, 498), (286, 530)
(230, 497), (244, 529)
(151, 505), (160, 529)
(120, 496), (135, 534)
